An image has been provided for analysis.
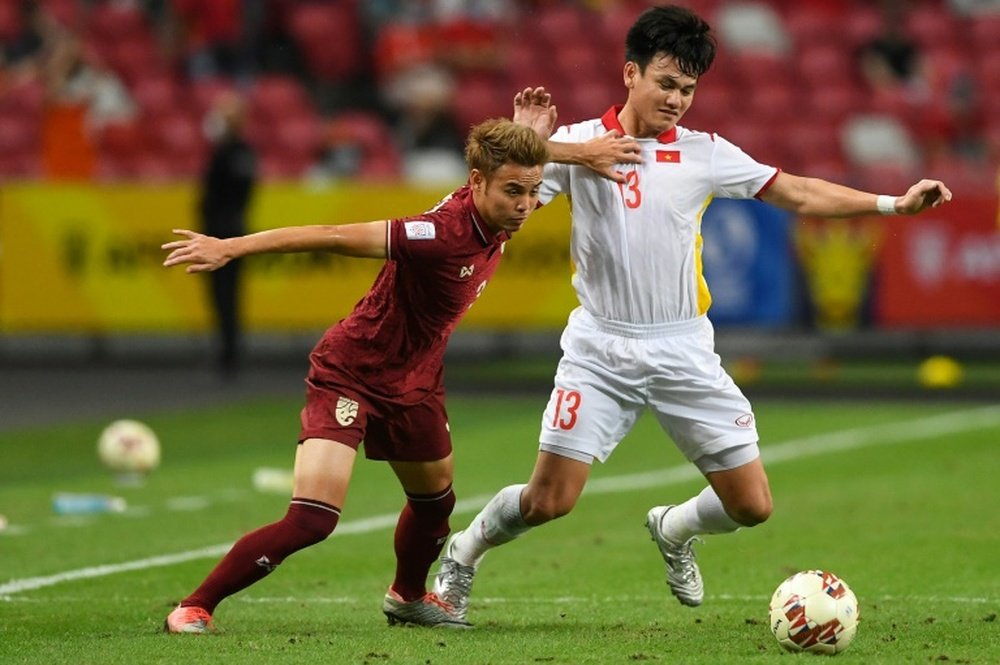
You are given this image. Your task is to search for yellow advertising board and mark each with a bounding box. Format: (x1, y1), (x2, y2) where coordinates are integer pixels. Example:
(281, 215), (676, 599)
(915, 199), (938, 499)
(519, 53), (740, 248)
(0, 183), (577, 332)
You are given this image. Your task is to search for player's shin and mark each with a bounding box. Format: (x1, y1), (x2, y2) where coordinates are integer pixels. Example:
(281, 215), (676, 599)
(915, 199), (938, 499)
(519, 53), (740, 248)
(450, 483), (529, 567)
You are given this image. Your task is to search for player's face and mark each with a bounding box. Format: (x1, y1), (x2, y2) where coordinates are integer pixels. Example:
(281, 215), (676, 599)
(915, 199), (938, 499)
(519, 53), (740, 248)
(472, 163), (543, 235)
(623, 54), (698, 137)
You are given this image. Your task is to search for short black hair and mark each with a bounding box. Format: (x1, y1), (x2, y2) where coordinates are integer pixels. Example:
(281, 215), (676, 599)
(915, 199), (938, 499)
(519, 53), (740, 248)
(625, 5), (716, 78)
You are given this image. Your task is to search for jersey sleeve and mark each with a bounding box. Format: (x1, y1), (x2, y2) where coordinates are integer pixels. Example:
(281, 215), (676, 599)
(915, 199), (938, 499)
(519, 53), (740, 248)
(387, 214), (446, 264)
(710, 134), (780, 200)
(538, 124), (573, 205)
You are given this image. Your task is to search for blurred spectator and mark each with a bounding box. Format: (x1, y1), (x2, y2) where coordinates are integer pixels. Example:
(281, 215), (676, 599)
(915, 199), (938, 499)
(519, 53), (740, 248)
(857, 1), (926, 98)
(2, 0), (47, 73)
(166, 0), (248, 80)
(947, 0), (1000, 15)
(199, 92), (256, 378)
(382, 64), (466, 184)
(41, 26), (136, 179)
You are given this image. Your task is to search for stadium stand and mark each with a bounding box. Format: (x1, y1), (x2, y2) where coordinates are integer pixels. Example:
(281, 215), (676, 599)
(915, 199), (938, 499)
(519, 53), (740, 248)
(0, 0), (993, 193)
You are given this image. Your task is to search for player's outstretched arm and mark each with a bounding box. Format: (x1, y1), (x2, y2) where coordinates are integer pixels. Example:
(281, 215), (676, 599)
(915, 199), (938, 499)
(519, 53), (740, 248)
(760, 173), (952, 218)
(162, 221), (387, 273)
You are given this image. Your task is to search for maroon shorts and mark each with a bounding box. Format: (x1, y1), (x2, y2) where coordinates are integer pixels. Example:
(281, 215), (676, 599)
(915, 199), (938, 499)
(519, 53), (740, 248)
(298, 376), (452, 462)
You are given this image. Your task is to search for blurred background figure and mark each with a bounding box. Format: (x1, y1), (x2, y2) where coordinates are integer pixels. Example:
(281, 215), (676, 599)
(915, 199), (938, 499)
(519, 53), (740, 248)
(41, 17), (135, 180)
(199, 91), (256, 380)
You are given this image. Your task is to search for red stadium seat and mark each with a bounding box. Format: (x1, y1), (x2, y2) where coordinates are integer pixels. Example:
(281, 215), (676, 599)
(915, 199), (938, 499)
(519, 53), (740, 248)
(259, 152), (312, 180)
(905, 4), (962, 48)
(746, 80), (798, 123)
(95, 120), (147, 161)
(250, 76), (312, 120)
(0, 111), (39, 154)
(969, 14), (1000, 54)
(131, 76), (181, 116)
(153, 111), (206, 160)
(451, 75), (510, 132)
(782, 120), (845, 171)
(271, 112), (323, 161)
(0, 1), (22, 42)
(533, 4), (586, 47)
(682, 84), (731, 131)
(106, 38), (163, 87)
(87, 2), (150, 42)
(783, 5), (839, 48)
(191, 78), (239, 116)
(0, 151), (41, 179)
(286, 1), (365, 83)
(796, 45), (856, 88)
(842, 7), (884, 49)
(803, 83), (865, 124)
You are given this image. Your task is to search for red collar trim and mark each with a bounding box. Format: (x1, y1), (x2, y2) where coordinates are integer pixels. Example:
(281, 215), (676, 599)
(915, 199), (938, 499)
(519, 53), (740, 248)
(600, 105), (678, 144)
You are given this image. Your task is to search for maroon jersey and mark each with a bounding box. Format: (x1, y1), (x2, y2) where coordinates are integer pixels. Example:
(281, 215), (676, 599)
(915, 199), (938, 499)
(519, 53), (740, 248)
(308, 184), (509, 405)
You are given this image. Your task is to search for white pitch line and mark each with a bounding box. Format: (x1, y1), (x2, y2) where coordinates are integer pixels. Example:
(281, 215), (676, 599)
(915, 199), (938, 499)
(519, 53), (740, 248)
(3, 404), (999, 599)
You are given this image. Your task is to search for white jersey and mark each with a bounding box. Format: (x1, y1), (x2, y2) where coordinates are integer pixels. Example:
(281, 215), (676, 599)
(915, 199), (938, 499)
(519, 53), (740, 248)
(540, 106), (779, 325)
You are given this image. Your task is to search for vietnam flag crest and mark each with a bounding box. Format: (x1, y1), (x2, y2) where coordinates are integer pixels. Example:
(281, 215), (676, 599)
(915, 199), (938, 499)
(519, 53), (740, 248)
(656, 150), (681, 163)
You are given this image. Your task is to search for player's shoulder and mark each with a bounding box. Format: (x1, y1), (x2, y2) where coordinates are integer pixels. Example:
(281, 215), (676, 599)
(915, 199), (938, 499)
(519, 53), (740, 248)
(675, 125), (720, 146)
(553, 117), (606, 141)
(396, 184), (472, 241)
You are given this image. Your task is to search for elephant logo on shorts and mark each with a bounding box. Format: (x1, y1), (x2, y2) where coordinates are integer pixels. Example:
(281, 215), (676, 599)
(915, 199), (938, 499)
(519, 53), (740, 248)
(335, 396), (359, 426)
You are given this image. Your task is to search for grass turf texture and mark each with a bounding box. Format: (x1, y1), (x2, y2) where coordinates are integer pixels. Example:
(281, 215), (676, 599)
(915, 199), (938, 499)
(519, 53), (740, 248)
(1, 396), (998, 664)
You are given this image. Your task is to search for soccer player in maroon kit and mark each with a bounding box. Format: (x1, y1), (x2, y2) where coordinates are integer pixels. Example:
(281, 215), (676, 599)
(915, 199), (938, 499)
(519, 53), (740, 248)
(160, 118), (550, 631)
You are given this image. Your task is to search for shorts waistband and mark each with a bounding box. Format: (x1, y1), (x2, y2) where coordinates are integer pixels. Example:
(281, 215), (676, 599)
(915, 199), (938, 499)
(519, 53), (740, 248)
(574, 308), (708, 339)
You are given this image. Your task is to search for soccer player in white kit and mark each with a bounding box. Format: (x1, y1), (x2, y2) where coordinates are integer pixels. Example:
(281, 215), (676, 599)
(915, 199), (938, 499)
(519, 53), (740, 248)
(435, 5), (952, 621)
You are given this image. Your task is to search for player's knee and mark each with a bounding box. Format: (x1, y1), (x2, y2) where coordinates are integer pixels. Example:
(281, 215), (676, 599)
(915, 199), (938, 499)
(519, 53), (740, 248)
(729, 495), (773, 527)
(521, 492), (575, 525)
(406, 486), (456, 521)
(287, 500), (341, 543)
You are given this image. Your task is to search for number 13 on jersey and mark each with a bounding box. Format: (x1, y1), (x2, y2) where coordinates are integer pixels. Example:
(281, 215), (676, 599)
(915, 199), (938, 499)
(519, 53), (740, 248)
(616, 170), (642, 209)
(552, 388), (582, 430)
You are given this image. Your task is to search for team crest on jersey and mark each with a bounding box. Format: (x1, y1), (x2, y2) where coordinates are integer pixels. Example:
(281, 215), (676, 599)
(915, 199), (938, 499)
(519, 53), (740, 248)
(404, 220), (436, 240)
(335, 396), (359, 426)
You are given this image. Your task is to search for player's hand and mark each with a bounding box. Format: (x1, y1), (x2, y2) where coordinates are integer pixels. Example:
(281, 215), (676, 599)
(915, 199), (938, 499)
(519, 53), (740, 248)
(896, 179), (953, 214)
(162, 229), (231, 273)
(513, 86), (558, 139)
(580, 130), (643, 183)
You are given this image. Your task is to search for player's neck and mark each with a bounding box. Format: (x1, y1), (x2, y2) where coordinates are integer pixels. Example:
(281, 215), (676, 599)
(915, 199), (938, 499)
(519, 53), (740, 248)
(618, 105), (674, 139)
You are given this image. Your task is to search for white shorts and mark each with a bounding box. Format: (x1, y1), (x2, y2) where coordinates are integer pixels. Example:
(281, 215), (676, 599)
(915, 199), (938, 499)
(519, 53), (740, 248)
(539, 308), (759, 472)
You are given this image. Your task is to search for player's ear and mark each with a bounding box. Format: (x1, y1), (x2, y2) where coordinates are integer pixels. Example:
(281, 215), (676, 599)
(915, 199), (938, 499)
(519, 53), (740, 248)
(469, 168), (485, 193)
(624, 61), (637, 88)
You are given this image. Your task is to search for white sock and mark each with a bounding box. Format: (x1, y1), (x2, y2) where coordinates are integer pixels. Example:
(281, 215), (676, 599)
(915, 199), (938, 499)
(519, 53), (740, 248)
(659, 485), (741, 544)
(450, 484), (529, 567)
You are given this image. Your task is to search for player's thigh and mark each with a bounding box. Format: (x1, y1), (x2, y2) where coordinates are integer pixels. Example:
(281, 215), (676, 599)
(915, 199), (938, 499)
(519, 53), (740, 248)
(367, 388), (453, 462)
(539, 352), (644, 464)
(647, 322), (758, 463)
(293, 438), (358, 507)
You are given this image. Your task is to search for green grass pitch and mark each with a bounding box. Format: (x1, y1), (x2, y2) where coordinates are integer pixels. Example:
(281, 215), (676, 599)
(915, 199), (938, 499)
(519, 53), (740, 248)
(1, 395), (998, 664)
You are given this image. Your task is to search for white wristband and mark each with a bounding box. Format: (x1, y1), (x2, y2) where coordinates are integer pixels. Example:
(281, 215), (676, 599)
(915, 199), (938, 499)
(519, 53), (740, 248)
(876, 195), (898, 215)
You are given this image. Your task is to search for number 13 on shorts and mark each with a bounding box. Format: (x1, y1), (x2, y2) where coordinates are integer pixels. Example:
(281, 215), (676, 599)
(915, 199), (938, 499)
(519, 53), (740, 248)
(550, 387), (582, 430)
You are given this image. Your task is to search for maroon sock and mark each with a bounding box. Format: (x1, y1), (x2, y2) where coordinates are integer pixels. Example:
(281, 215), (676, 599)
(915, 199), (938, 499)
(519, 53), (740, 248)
(182, 498), (340, 614)
(391, 486), (456, 601)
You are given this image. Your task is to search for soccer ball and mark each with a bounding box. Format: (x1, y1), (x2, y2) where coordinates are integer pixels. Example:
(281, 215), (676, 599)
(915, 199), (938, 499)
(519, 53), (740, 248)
(97, 419), (161, 475)
(768, 569), (859, 654)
